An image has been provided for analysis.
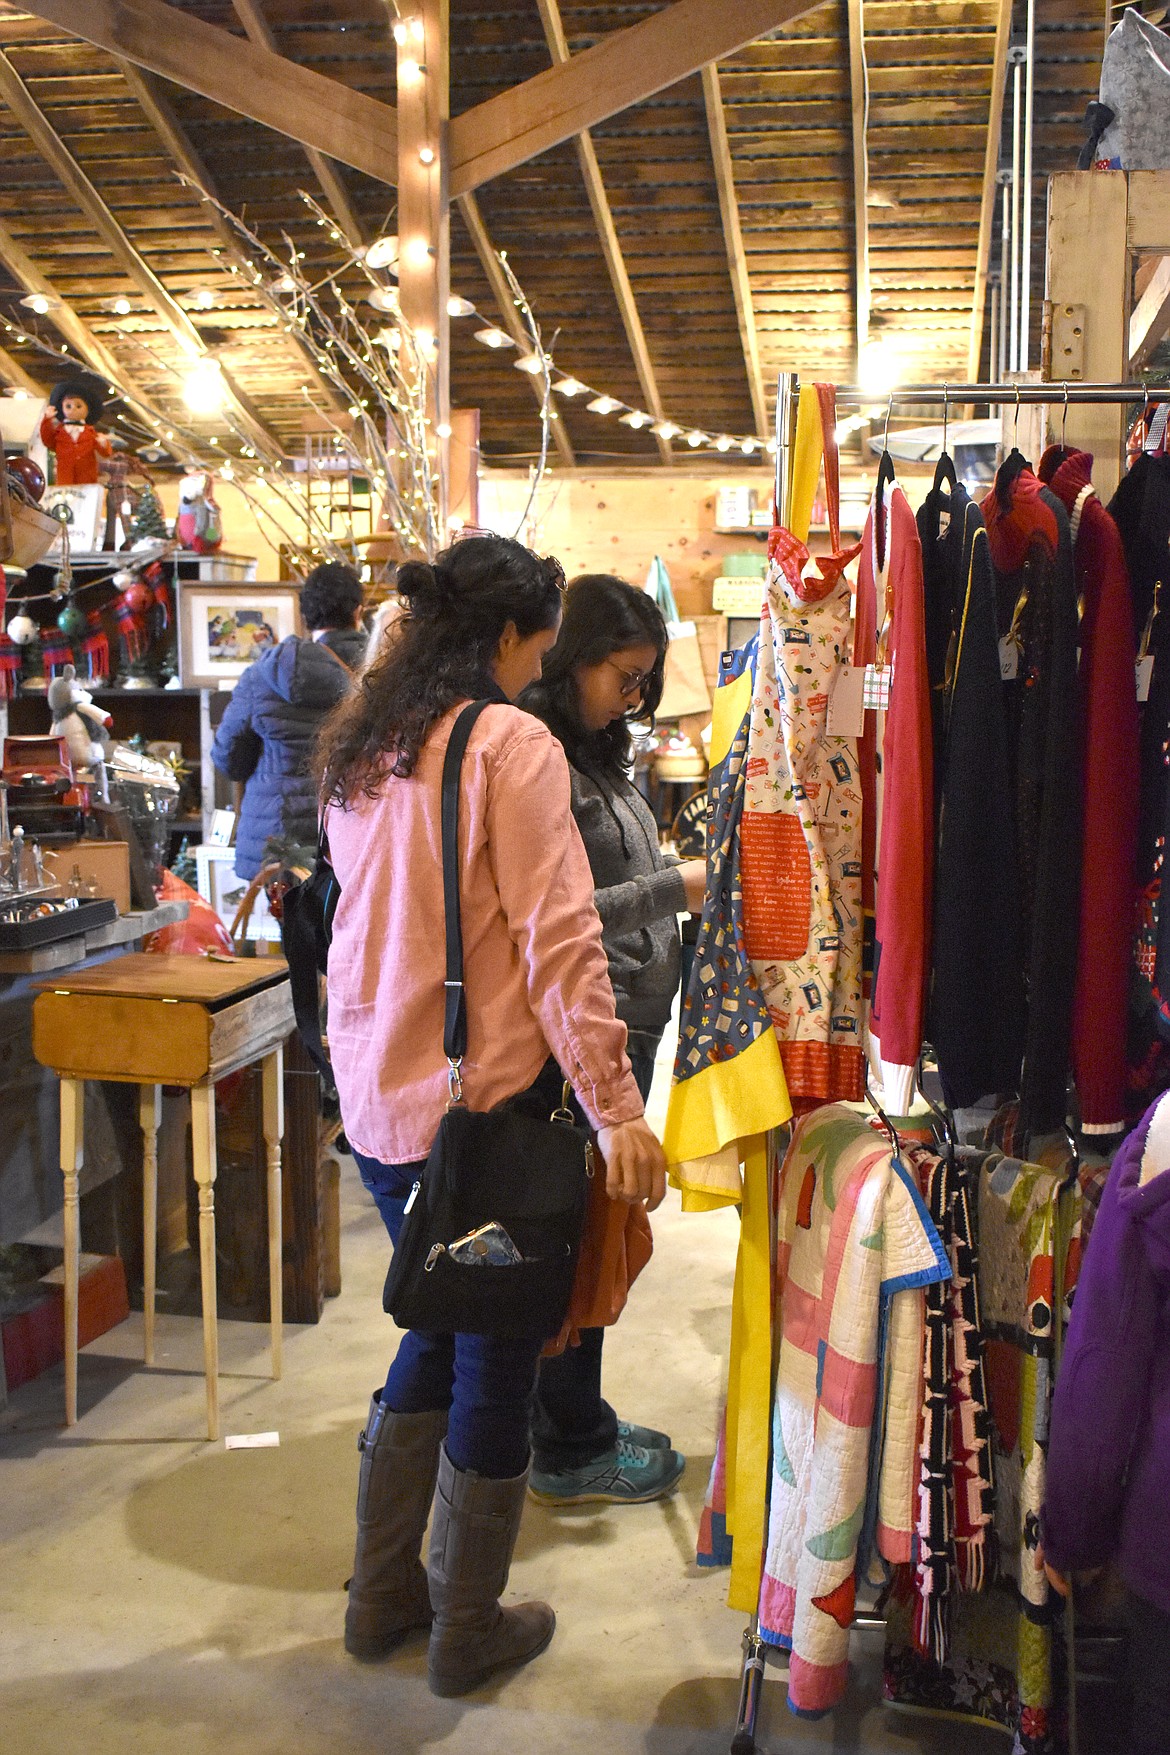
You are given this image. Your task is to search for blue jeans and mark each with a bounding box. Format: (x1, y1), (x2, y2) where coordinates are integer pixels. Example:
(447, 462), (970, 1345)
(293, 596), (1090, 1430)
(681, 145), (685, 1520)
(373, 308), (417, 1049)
(354, 1152), (544, 1480)
(530, 1043), (659, 1472)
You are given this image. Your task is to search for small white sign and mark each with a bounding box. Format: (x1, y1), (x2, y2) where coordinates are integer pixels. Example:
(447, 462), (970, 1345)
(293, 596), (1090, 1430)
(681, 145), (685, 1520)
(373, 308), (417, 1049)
(225, 1431), (280, 1450)
(999, 635), (1020, 681)
(711, 576), (766, 616)
(827, 664), (866, 737)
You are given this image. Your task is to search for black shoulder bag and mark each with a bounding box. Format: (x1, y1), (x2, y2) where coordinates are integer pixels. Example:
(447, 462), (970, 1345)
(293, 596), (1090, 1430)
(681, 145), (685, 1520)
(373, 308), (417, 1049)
(382, 699), (592, 1340)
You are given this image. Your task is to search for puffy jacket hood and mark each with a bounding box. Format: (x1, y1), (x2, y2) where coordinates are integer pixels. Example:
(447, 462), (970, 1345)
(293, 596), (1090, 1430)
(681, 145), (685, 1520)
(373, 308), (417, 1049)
(258, 633), (360, 709)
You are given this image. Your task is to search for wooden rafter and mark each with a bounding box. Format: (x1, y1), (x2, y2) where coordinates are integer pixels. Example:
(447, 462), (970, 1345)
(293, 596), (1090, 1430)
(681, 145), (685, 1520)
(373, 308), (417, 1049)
(845, 0), (870, 370)
(448, 0), (821, 197)
(968, 0), (1013, 380)
(0, 339), (44, 395)
(701, 62), (767, 439)
(536, 0), (671, 465)
(0, 215), (184, 437)
(10, 0), (397, 184)
(229, 0), (366, 250)
(456, 192), (575, 468)
(114, 57), (349, 417)
(0, 47), (283, 455)
(1130, 254), (1170, 371)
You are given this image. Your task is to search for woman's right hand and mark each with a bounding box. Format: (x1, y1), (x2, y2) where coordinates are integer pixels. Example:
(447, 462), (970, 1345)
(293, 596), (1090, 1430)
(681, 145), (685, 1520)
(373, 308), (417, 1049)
(595, 1118), (668, 1211)
(678, 858), (707, 913)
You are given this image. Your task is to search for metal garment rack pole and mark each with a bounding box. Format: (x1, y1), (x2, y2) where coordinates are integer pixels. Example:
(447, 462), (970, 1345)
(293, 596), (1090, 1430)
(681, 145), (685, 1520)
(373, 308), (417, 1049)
(830, 379), (1170, 405)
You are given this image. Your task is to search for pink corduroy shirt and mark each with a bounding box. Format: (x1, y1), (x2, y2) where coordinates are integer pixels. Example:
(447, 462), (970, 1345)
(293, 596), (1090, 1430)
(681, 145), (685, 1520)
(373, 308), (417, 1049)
(325, 699), (644, 1165)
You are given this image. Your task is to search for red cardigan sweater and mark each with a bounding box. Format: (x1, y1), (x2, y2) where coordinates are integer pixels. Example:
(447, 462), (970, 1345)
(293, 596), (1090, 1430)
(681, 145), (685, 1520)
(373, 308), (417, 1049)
(1039, 445), (1140, 1134)
(855, 471), (934, 1112)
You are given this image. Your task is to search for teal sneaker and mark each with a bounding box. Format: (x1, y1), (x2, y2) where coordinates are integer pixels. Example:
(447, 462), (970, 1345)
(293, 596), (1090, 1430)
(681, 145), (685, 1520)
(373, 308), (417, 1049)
(616, 1419), (672, 1451)
(529, 1438), (686, 1506)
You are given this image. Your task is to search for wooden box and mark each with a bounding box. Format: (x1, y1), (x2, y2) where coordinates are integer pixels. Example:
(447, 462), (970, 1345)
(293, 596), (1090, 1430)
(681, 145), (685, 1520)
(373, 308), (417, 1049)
(42, 840), (132, 914)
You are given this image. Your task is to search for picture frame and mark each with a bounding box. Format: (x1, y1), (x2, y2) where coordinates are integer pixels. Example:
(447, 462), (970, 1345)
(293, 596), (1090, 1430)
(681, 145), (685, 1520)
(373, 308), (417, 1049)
(195, 843), (281, 944)
(42, 483), (104, 557)
(178, 582), (302, 689)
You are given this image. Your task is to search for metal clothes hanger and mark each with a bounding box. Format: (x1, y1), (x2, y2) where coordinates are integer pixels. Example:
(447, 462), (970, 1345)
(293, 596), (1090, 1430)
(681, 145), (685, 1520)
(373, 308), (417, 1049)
(1062, 380), (1070, 448)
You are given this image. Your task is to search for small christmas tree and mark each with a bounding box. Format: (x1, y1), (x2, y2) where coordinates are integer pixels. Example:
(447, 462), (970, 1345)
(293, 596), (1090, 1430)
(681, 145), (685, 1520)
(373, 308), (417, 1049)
(128, 481), (168, 545)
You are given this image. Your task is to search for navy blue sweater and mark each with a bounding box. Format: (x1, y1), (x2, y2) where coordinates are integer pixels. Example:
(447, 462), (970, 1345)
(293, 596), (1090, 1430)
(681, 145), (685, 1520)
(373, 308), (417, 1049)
(211, 627), (366, 877)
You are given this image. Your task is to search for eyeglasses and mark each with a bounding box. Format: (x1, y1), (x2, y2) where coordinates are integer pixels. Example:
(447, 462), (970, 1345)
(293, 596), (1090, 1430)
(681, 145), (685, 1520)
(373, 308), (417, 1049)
(605, 658), (652, 699)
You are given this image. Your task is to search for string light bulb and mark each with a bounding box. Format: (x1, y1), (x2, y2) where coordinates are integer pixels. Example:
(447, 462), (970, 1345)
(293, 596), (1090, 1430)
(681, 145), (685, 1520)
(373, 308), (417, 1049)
(513, 353), (543, 375)
(715, 435), (733, 452)
(741, 437), (758, 454)
(686, 429), (706, 448)
(554, 377), (586, 397)
(651, 420), (680, 440)
(193, 288), (216, 310)
(19, 293), (52, 315)
(182, 358), (225, 416)
(398, 58), (423, 83)
(587, 395), (620, 415)
(620, 411), (650, 429)
(436, 422), (452, 438)
(419, 146), (436, 165)
(474, 327), (513, 349)
(404, 237), (431, 268)
(447, 296), (475, 317)
(113, 296), (132, 315)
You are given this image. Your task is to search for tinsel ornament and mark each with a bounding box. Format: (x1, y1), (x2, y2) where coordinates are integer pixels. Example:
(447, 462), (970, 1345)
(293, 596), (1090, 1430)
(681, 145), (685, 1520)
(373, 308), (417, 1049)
(81, 606), (110, 682)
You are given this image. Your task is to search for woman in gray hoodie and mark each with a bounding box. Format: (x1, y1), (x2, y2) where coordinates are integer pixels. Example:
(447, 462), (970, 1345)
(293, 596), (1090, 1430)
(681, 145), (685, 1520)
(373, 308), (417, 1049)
(521, 573), (706, 1506)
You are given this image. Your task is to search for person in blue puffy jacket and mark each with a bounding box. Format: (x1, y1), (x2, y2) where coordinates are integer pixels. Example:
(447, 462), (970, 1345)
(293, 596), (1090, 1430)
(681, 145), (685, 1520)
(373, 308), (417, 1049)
(211, 563), (367, 878)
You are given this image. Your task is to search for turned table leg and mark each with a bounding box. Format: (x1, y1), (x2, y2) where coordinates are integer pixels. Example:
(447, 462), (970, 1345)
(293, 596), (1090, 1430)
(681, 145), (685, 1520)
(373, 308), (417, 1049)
(140, 1084), (162, 1367)
(59, 1077), (84, 1427)
(190, 1081), (220, 1441)
(261, 1047), (284, 1381)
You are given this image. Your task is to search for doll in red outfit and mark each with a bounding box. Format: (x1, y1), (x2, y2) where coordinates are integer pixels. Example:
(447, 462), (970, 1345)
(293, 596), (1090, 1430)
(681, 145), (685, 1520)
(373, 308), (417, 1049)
(39, 376), (113, 486)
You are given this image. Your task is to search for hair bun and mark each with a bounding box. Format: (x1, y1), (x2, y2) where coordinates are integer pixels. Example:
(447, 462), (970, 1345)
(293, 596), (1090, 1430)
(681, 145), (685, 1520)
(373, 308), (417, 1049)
(396, 559), (457, 612)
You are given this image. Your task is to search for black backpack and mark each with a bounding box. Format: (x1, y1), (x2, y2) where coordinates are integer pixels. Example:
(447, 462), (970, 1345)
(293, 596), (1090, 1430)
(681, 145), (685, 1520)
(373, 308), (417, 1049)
(279, 824), (339, 1079)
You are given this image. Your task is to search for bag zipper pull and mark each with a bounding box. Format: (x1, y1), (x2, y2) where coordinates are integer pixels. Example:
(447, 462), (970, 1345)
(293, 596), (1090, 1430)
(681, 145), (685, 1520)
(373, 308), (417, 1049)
(404, 1178), (421, 1215)
(424, 1243), (445, 1273)
(585, 1140), (595, 1179)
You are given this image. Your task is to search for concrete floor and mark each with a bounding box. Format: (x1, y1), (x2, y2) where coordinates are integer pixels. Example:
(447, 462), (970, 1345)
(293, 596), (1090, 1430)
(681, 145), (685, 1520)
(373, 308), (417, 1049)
(0, 1047), (1008, 1755)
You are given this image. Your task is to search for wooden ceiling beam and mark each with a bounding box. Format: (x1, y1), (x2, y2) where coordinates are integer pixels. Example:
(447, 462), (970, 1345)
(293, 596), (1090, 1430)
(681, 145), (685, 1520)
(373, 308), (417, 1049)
(0, 338), (45, 395)
(535, 0), (670, 464)
(10, 0), (397, 184)
(845, 0), (869, 376)
(1129, 253), (1170, 371)
(701, 62), (767, 442)
(967, 0), (1012, 381)
(0, 46), (284, 455)
(455, 192), (576, 468)
(448, 0), (824, 197)
(228, 0), (365, 251)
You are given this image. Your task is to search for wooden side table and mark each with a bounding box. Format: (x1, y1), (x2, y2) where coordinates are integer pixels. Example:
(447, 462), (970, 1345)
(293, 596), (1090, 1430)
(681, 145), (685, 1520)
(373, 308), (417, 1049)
(33, 953), (295, 1440)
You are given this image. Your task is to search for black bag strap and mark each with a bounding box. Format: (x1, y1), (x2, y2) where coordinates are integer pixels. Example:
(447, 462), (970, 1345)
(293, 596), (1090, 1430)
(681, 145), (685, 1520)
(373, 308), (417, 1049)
(441, 699), (493, 1069)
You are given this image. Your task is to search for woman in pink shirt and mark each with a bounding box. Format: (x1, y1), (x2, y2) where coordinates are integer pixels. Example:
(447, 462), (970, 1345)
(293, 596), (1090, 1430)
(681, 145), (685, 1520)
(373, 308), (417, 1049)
(317, 534), (666, 1699)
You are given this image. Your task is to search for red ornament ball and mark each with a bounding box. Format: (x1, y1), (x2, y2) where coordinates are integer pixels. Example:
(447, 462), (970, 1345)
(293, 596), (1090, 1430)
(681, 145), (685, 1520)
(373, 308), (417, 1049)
(121, 581), (153, 615)
(6, 455), (45, 502)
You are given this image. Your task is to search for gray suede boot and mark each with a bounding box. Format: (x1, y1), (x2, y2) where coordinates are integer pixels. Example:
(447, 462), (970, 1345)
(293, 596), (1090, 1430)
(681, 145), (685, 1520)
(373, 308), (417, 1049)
(426, 1446), (556, 1697)
(344, 1396), (447, 1660)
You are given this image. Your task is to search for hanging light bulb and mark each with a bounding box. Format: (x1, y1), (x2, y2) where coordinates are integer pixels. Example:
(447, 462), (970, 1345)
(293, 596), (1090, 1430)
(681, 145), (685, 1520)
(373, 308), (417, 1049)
(113, 296), (132, 315)
(193, 288), (216, 311)
(686, 429), (706, 448)
(392, 18), (409, 43)
(474, 327), (513, 349)
(651, 420), (680, 440)
(368, 287), (400, 313)
(398, 58), (423, 83)
(713, 435), (733, 452)
(513, 353), (543, 375)
(741, 437), (758, 455)
(587, 395), (620, 415)
(447, 296), (475, 317)
(19, 293), (53, 315)
(554, 377), (586, 397)
(436, 421), (452, 438)
(620, 411), (650, 429)
(365, 235), (399, 270)
(416, 326), (437, 357)
(403, 237), (431, 268)
(419, 146), (436, 165)
(182, 357), (225, 416)
(858, 336), (899, 397)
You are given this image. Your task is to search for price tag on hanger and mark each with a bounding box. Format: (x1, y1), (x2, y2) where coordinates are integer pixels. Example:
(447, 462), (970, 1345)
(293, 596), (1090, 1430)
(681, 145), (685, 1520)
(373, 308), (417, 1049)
(1137, 656), (1155, 703)
(827, 664), (866, 736)
(999, 635), (1020, 681)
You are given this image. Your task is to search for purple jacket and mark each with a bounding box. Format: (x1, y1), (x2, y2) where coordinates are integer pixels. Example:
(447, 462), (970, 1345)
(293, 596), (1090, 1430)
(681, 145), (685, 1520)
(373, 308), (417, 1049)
(1043, 1094), (1170, 1611)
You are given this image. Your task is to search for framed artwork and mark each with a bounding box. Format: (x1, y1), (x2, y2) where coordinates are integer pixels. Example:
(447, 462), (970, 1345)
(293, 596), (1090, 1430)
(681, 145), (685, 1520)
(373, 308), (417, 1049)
(42, 483), (104, 556)
(178, 582), (302, 688)
(195, 844), (280, 944)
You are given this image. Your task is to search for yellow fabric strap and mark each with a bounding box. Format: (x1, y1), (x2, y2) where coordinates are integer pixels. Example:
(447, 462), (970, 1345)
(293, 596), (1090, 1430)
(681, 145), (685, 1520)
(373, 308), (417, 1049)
(708, 660), (753, 770)
(726, 1138), (774, 1613)
(785, 384), (825, 545)
(663, 1022), (792, 1179)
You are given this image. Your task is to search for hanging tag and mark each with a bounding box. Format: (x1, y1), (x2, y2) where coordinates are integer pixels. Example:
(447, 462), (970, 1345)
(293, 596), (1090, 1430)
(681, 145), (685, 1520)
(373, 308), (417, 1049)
(862, 663), (892, 713)
(827, 664), (866, 736)
(999, 635), (1019, 681)
(1137, 655), (1155, 702)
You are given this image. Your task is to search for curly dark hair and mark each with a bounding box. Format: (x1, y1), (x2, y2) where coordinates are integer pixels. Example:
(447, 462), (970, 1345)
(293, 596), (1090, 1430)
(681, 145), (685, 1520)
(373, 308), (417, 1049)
(299, 562), (364, 631)
(317, 534), (565, 801)
(520, 573), (667, 787)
